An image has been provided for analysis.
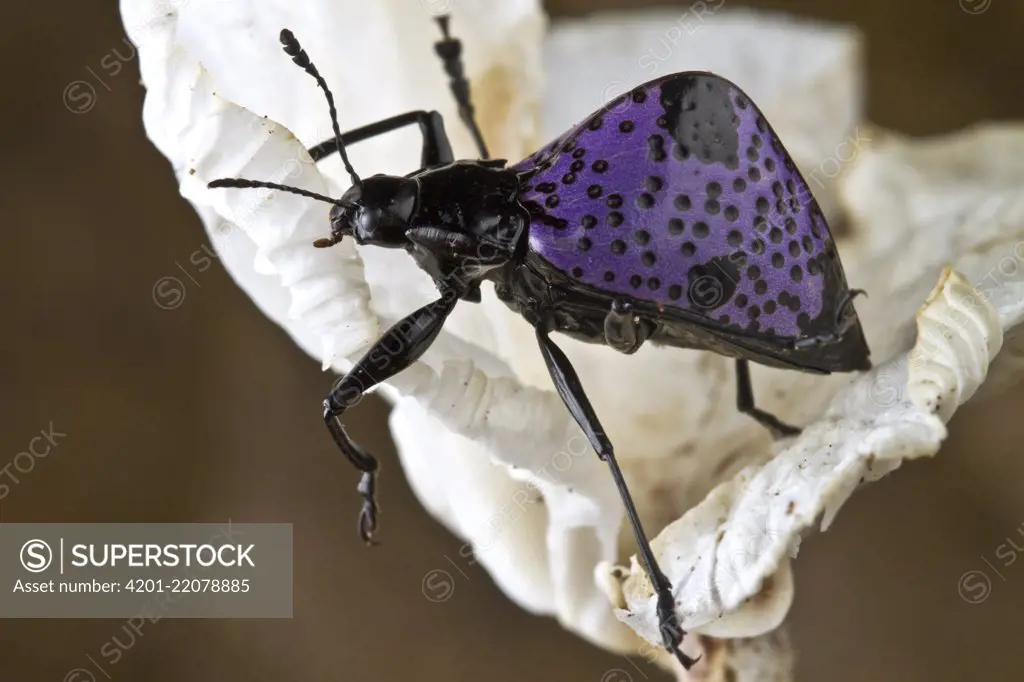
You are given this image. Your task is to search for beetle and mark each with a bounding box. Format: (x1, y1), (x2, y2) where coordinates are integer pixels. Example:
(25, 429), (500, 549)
(208, 16), (871, 669)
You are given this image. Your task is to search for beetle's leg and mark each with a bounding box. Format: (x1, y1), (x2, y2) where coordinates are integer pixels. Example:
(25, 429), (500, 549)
(324, 293), (459, 544)
(306, 110), (454, 168)
(433, 15), (490, 160)
(735, 359), (800, 438)
(405, 227), (513, 264)
(534, 322), (699, 671)
(604, 299), (655, 354)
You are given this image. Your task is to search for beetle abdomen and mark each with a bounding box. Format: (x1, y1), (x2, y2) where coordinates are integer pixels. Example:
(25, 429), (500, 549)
(513, 73), (856, 346)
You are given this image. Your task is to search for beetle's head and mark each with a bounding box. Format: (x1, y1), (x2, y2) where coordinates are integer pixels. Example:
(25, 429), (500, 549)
(208, 30), (428, 252)
(321, 175), (418, 249)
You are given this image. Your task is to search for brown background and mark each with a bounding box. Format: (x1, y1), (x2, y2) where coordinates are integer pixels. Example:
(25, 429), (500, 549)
(2, 1), (1023, 680)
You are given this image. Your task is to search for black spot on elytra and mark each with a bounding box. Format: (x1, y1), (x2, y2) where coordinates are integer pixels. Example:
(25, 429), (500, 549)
(611, 239), (626, 254)
(724, 205), (739, 222)
(693, 221), (709, 238)
(642, 251), (657, 266)
(587, 184), (603, 199)
(522, 200), (544, 218)
(632, 88), (647, 103)
(578, 237), (592, 252)
(604, 271), (615, 282)
(588, 116), (603, 131)
(572, 266), (583, 278)
(811, 212), (823, 239)
(686, 254), (740, 311)
(748, 167), (761, 182)
(733, 177), (747, 192)
(608, 212), (624, 227)
(705, 199), (720, 215)
(545, 194), (560, 208)
(659, 75), (740, 168)
(645, 176), (664, 192)
(582, 215), (597, 229)
(668, 218), (684, 235)
(606, 194), (623, 209)
(537, 182), (556, 194)
(592, 159), (609, 173)
(570, 160), (585, 172)
(619, 121), (635, 133)
(572, 148), (586, 159)
(648, 134), (667, 162)
(562, 172), (576, 184)
(637, 193), (655, 209)
(764, 299), (777, 313)
(634, 230), (651, 245)
(668, 284), (682, 299)
(681, 242), (696, 257)
(675, 194), (691, 211)
(629, 274), (642, 288)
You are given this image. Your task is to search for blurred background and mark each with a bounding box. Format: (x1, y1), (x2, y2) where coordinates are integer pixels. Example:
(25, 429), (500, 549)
(2, 0), (1023, 680)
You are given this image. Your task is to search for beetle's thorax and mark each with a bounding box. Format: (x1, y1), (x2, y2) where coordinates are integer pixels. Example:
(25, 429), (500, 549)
(400, 160), (529, 298)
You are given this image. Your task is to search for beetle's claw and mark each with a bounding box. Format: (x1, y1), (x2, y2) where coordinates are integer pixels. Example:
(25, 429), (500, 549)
(673, 648), (701, 671)
(357, 471), (379, 546)
(654, 581), (701, 670)
(357, 503), (378, 546)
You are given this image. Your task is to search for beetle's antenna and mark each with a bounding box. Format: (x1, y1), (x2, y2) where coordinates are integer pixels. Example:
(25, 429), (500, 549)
(279, 29), (361, 187)
(433, 15), (490, 160)
(207, 178), (349, 206)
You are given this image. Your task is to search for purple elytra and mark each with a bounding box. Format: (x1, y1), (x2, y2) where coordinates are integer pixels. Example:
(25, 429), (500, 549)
(512, 73), (847, 343)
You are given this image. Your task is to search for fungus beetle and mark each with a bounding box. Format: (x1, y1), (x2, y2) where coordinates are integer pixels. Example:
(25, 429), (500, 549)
(209, 16), (870, 669)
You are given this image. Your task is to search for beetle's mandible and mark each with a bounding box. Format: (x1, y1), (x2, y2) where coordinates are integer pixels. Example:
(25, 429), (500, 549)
(208, 15), (871, 670)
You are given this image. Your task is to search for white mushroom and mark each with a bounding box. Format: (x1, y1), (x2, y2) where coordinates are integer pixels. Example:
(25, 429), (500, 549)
(124, 0), (1024, 678)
